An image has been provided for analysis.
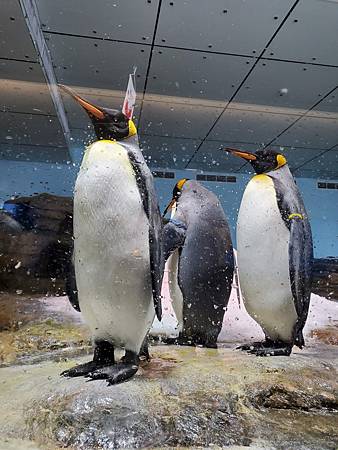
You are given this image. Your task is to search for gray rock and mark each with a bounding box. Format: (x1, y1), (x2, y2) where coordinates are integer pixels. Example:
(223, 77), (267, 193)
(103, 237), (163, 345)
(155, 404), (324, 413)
(0, 345), (337, 449)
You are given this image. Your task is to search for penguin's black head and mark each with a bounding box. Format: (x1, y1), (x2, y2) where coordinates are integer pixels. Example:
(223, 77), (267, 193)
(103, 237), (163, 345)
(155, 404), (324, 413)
(59, 85), (137, 141)
(226, 147), (287, 174)
(162, 178), (189, 217)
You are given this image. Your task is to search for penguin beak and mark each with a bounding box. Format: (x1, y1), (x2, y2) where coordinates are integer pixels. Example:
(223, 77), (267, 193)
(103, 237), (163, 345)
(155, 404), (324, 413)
(162, 198), (176, 218)
(58, 84), (105, 119)
(225, 147), (257, 161)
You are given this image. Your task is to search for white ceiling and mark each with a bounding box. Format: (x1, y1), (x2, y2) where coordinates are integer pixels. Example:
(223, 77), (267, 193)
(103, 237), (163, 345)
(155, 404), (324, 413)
(0, 0), (338, 178)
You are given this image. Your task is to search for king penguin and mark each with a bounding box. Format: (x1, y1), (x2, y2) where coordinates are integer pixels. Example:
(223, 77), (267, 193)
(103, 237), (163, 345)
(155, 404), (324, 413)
(162, 179), (234, 348)
(59, 85), (163, 384)
(227, 148), (313, 356)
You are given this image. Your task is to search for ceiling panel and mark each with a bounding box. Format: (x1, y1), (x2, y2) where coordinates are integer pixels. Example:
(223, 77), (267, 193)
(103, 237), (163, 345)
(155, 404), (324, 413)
(294, 148), (338, 175)
(188, 140), (257, 172)
(234, 59), (338, 110)
(45, 33), (150, 91)
(268, 0), (338, 66)
(312, 87), (338, 114)
(0, 59), (43, 83)
(0, 60), (56, 115)
(147, 47), (254, 100)
(0, 0), (37, 61)
(209, 108), (299, 143)
(37, 0), (159, 43)
(0, 112), (65, 147)
(270, 145), (321, 170)
(139, 101), (222, 139)
(139, 135), (200, 169)
(0, 145), (71, 163)
(156, 0), (294, 55)
(274, 116), (338, 149)
(0, 78), (56, 116)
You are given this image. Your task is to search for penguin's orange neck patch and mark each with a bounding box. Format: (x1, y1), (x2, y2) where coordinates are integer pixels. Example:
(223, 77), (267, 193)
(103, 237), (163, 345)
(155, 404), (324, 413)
(252, 174), (271, 183)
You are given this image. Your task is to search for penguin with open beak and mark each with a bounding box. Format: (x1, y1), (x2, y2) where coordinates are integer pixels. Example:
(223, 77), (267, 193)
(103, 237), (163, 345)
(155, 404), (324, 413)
(162, 179), (234, 348)
(227, 147), (313, 356)
(59, 85), (163, 384)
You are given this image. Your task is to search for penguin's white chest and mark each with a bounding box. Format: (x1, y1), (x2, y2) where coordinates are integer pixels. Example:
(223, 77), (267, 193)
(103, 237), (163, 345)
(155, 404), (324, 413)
(237, 174), (297, 342)
(167, 208), (184, 332)
(73, 141), (154, 352)
(167, 249), (184, 332)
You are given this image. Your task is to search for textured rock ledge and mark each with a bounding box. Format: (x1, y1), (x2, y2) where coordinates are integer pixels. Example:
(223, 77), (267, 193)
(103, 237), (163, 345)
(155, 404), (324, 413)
(0, 345), (337, 450)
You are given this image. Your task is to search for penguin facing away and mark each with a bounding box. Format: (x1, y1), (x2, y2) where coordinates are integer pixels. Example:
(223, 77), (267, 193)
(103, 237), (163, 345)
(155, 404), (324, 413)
(227, 148), (313, 356)
(162, 179), (234, 348)
(59, 85), (163, 385)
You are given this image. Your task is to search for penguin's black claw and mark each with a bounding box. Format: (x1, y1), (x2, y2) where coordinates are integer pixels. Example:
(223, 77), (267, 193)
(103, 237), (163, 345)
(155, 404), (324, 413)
(87, 363), (139, 385)
(61, 360), (101, 377)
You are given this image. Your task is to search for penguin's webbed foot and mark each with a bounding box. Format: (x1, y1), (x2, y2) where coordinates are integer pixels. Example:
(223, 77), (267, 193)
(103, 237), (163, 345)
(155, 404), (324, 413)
(237, 341), (268, 351)
(248, 345), (292, 357)
(61, 360), (102, 377)
(161, 336), (180, 346)
(86, 362), (139, 385)
(162, 335), (218, 348)
(238, 341), (292, 357)
(61, 340), (115, 378)
(86, 350), (140, 385)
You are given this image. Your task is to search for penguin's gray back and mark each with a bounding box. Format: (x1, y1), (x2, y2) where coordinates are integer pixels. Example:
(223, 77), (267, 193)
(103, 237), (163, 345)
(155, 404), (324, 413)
(74, 140), (154, 353)
(174, 181), (233, 264)
(171, 181), (234, 342)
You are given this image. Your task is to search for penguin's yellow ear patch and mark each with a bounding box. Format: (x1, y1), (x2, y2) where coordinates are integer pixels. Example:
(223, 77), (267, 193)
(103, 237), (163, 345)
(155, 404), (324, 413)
(276, 154), (287, 169)
(128, 120), (137, 137)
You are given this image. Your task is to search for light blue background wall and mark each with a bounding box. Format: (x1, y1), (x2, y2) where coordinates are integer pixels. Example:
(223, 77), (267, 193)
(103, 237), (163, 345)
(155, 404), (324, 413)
(1, 159), (337, 258)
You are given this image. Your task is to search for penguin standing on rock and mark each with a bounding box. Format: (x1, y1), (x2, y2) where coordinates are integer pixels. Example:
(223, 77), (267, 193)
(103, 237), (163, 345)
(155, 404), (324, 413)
(59, 85), (163, 385)
(162, 179), (234, 348)
(227, 148), (313, 356)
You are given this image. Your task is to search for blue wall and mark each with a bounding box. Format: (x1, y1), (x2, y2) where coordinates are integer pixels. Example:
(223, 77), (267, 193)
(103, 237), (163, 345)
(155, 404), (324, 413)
(0, 159), (77, 203)
(1, 159), (337, 258)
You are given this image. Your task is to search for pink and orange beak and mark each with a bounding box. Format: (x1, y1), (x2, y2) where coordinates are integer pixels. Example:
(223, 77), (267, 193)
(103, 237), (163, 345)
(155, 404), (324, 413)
(58, 84), (105, 119)
(162, 198), (176, 218)
(225, 147), (257, 161)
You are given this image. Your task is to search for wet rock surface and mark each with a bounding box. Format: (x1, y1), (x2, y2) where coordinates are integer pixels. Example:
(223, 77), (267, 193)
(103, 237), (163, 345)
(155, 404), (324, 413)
(0, 292), (337, 449)
(0, 294), (90, 366)
(0, 345), (337, 450)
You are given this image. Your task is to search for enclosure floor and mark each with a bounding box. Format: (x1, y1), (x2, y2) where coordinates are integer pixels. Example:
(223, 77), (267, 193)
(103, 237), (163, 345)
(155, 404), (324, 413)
(0, 292), (337, 449)
(0, 343), (337, 449)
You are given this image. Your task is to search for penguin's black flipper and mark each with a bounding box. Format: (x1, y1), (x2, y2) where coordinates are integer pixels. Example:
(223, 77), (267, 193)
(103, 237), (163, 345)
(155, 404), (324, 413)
(272, 176), (313, 348)
(64, 249), (80, 312)
(127, 150), (164, 321)
(289, 216), (313, 347)
(162, 219), (187, 261)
